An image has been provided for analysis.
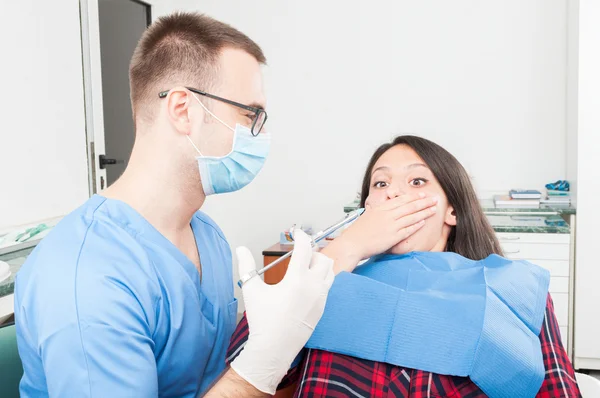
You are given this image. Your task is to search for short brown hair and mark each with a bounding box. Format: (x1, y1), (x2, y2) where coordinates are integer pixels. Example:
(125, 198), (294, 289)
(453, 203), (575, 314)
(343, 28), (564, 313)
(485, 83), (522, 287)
(129, 12), (266, 122)
(360, 135), (503, 261)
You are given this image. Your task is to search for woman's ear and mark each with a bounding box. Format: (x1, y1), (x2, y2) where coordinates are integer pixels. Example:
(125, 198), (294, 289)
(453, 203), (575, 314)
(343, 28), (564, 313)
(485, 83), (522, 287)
(364, 195), (372, 209)
(445, 205), (457, 226)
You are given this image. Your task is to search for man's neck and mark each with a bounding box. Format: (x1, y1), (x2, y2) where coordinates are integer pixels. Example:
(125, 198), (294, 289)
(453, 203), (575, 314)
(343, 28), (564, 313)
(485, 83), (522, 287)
(102, 142), (205, 236)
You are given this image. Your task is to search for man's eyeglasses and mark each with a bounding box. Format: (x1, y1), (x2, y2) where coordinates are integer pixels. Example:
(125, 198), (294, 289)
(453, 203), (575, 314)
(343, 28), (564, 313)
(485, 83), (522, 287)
(158, 87), (268, 136)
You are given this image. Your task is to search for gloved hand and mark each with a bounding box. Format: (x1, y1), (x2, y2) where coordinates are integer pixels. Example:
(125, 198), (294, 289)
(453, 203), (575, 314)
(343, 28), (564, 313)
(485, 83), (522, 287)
(230, 230), (334, 394)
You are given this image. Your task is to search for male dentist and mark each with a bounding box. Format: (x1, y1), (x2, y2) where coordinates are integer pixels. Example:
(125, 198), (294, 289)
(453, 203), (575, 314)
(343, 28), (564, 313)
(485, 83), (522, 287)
(14, 12), (435, 397)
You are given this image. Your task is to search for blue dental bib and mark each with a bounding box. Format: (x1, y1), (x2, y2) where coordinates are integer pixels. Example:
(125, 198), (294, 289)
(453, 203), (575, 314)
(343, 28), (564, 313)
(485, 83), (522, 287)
(306, 252), (550, 398)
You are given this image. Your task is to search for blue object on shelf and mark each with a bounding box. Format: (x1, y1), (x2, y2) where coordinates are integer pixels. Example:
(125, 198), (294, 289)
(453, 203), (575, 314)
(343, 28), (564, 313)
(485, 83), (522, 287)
(545, 180), (570, 191)
(509, 190), (542, 199)
(545, 219), (567, 227)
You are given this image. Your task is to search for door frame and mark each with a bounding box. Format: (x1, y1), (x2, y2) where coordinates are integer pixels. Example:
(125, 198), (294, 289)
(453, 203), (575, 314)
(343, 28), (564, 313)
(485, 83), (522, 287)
(79, 0), (157, 195)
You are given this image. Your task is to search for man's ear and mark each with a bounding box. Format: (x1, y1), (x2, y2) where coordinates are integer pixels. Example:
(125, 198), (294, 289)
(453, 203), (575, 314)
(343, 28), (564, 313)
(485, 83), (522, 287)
(165, 87), (197, 136)
(445, 205), (457, 226)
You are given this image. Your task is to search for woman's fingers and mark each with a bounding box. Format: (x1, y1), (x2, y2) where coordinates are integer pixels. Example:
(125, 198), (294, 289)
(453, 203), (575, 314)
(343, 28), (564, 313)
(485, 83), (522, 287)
(395, 219), (426, 241)
(390, 196), (438, 220)
(395, 205), (438, 230)
(378, 193), (425, 211)
(339, 193), (439, 261)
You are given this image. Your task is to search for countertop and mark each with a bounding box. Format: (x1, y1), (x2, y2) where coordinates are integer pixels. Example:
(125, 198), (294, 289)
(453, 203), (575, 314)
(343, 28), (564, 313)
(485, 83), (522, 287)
(0, 217), (61, 299)
(0, 245), (35, 299)
(344, 200), (576, 215)
(478, 199), (576, 215)
(487, 215), (570, 234)
(344, 199), (574, 235)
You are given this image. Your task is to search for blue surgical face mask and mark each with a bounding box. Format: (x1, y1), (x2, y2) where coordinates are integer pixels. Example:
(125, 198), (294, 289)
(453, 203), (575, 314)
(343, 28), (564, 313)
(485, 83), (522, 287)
(188, 94), (271, 196)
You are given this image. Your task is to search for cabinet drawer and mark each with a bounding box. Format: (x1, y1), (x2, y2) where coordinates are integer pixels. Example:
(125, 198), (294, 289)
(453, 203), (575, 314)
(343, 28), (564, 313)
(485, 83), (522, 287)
(552, 293), (569, 327)
(501, 242), (570, 261)
(496, 233), (570, 244)
(549, 277), (569, 294)
(532, 260), (570, 277)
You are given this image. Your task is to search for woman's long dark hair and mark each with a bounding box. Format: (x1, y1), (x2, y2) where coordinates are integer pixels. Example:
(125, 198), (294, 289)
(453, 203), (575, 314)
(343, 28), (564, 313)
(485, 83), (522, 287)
(360, 135), (503, 260)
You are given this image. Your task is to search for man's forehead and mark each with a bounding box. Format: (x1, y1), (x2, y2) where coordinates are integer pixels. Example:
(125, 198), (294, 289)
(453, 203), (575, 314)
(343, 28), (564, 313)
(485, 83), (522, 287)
(217, 47), (266, 108)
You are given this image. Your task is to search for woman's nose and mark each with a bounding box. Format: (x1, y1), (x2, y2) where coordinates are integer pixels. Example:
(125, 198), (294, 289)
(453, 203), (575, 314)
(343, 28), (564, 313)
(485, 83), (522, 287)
(386, 185), (405, 199)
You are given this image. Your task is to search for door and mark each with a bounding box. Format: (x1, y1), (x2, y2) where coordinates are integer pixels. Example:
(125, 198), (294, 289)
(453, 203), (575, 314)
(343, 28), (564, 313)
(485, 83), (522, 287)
(80, 0), (153, 193)
(98, 0), (151, 187)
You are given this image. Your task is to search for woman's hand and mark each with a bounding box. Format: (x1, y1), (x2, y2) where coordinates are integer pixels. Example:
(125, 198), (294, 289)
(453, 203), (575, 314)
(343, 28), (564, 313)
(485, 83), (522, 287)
(321, 193), (438, 273)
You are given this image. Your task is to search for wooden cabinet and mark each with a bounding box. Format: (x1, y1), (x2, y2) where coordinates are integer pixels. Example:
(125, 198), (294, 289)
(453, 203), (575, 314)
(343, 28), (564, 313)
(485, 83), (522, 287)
(262, 244), (293, 285)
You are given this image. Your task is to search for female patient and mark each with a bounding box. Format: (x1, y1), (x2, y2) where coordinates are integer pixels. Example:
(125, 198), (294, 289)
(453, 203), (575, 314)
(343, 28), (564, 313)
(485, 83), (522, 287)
(228, 135), (581, 397)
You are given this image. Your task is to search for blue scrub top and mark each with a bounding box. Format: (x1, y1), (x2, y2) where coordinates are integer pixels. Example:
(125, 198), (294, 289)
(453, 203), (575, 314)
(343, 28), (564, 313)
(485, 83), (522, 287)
(14, 195), (238, 397)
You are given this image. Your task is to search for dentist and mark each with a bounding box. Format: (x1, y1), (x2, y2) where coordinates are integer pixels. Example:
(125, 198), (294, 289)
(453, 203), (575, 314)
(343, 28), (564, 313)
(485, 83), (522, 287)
(14, 12), (436, 397)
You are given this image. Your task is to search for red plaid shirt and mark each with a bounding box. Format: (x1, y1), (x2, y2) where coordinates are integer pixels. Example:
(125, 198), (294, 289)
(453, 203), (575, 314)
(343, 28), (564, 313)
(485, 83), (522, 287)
(227, 295), (581, 397)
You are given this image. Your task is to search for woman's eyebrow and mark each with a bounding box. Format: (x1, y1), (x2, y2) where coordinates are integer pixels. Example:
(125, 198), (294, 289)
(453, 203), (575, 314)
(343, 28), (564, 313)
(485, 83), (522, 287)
(371, 166), (390, 175)
(372, 163), (429, 176)
(406, 163), (429, 170)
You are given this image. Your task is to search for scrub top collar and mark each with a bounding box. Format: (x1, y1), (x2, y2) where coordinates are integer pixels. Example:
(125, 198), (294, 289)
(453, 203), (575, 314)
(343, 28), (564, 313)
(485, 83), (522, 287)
(91, 194), (216, 299)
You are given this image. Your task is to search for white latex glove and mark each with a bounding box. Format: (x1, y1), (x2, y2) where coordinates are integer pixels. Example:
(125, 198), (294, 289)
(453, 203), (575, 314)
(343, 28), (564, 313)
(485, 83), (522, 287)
(230, 230), (335, 394)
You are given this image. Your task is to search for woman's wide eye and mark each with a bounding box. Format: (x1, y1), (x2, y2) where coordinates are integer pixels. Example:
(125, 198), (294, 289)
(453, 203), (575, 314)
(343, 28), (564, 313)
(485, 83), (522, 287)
(373, 181), (388, 188)
(409, 178), (428, 187)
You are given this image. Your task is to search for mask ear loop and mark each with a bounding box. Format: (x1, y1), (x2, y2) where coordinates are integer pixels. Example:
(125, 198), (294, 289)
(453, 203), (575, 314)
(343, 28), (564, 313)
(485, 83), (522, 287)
(192, 93), (235, 132)
(187, 92), (236, 156)
(186, 135), (204, 156)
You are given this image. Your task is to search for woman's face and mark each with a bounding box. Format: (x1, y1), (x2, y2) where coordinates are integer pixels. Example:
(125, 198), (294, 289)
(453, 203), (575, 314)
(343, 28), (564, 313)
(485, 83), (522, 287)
(366, 144), (456, 254)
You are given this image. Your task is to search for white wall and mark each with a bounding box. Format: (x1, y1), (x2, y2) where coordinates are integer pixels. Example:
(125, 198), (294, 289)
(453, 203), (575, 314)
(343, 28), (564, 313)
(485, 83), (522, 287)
(152, 0), (569, 303)
(566, 0), (579, 205)
(574, 0), (600, 369)
(0, 0), (90, 232)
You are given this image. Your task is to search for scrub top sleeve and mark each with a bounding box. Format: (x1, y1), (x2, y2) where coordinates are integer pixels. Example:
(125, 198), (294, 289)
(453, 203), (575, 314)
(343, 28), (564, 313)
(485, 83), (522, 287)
(40, 273), (159, 397)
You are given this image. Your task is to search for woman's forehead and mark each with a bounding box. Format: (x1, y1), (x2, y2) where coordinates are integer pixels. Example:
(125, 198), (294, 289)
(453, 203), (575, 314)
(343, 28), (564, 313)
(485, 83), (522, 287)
(374, 145), (426, 170)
